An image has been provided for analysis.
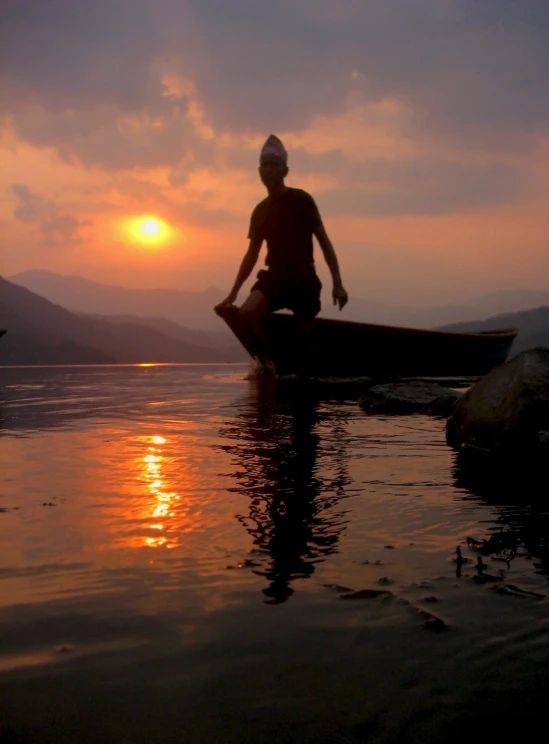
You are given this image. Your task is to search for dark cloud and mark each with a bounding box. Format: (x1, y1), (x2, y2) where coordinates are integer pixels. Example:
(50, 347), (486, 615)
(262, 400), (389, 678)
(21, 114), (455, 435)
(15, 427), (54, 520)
(11, 183), (90, 244)
(1, 0), (549, 171)
(315, 157), (520, 216)
(224, 140), (521, 216)
(12, 184), (47, 224)
(176, 0), (549, 139)
(13, 105), (211, 171)
(1, 0), (166, 113)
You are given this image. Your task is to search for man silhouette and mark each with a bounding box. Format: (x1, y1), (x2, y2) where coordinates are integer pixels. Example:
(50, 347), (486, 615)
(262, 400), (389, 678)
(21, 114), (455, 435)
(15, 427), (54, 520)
(217, 134), (348, 372)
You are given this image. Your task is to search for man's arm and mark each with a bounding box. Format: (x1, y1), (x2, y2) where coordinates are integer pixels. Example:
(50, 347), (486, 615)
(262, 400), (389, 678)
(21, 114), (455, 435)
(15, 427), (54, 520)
(313, 222), (349, 310)
(217, 237), (262, 306)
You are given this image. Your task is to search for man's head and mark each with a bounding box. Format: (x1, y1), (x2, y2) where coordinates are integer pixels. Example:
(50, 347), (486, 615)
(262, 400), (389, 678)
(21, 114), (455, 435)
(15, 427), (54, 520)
(259, 134), (288, 190)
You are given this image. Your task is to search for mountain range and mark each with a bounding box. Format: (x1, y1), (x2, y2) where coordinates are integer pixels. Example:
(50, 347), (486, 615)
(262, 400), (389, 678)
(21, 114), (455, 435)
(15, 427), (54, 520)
(438, 306), (549, 353)
(0, 277), (246, 365)
(9, 270), (549, 330)
(1, 270), (548, 365)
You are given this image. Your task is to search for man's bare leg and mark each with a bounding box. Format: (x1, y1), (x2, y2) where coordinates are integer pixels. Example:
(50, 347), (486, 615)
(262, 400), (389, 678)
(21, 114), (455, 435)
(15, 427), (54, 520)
(239, 290), (274, 369)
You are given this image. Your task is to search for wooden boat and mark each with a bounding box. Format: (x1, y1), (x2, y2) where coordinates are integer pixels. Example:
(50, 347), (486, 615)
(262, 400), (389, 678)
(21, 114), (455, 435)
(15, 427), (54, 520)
(214, 306), (518, 378)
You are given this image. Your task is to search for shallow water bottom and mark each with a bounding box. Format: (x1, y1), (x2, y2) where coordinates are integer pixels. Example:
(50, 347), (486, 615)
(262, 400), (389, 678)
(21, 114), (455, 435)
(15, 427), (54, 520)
(3, 586), (549, 743)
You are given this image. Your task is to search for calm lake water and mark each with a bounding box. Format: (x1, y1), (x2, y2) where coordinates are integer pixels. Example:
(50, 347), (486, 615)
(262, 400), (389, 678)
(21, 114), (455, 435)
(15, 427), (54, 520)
(1, 364), (549, 743)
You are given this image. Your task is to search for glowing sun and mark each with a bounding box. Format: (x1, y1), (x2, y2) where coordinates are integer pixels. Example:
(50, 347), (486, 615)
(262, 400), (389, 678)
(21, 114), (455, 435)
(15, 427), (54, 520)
(126, 215), (172, 247)
(140, 217), (162, 236)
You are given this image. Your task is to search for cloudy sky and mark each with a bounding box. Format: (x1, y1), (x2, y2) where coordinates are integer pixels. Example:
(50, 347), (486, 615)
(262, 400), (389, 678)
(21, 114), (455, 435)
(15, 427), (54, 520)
(1, 0), (549, 304)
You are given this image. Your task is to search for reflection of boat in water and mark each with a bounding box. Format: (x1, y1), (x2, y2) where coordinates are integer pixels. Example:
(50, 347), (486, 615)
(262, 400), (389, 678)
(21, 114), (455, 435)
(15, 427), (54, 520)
(215, 306), (517, 378)
(219, 378), (350, 603)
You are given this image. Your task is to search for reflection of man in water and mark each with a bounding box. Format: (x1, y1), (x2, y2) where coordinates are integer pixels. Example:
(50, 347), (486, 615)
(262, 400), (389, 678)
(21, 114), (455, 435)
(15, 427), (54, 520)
(222, 380), (348, 603)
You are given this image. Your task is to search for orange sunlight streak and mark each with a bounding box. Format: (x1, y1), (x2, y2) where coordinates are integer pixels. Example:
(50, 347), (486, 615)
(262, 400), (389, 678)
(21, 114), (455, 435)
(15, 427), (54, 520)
(142, 435), (179, 549)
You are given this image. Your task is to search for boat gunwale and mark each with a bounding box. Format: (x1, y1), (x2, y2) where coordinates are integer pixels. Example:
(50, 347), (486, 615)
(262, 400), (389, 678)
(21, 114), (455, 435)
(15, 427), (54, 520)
(259, 311), (518, 342)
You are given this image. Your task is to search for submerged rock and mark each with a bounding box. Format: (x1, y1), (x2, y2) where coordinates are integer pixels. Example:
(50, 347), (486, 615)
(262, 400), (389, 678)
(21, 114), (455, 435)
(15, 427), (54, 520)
(446, 348), (549, 454)
(493, 584), (545, 599)
(340, 589), (393, 600)
(359, 381), (461, 416)
(417, 609), (449, 634)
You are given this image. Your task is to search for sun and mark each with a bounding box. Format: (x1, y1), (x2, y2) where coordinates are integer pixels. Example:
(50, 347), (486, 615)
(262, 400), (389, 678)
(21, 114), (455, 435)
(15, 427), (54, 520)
(140, 217), (162, 237)
(125, 215), (172, 247)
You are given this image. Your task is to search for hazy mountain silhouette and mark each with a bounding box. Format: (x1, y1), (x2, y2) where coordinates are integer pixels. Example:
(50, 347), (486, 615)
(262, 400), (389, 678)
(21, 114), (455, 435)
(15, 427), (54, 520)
(0, 278), (242, 365)
(83, 312), (244, 356)
(3, 272), (547, 366)
(9, 270), (549, 330)
(438, 306), (549, 353)
(9, 270), (228, 331)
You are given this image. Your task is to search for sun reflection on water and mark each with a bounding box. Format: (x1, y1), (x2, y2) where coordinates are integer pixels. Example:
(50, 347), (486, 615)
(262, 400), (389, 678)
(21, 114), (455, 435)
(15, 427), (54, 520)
(142, 435), (179, 548)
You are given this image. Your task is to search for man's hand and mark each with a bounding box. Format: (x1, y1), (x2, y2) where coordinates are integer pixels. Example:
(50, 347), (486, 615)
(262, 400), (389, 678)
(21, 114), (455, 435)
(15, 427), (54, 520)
(332, 283), (349, 311)
(215, 291), (238, 310)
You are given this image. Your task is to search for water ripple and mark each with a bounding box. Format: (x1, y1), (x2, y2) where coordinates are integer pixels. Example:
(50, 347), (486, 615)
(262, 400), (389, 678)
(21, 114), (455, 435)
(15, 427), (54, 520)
(1, 364), (549, 741)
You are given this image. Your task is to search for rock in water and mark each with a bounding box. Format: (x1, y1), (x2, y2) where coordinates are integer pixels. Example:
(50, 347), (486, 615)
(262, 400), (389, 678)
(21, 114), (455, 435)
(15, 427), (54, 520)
(446, 348), (549, 453)
(359, 381), (461, 416)
(538, 431), (549, 453)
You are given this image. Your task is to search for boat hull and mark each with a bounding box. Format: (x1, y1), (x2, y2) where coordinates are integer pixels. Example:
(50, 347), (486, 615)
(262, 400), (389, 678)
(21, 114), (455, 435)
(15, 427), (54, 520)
(215, 307), (517, 378)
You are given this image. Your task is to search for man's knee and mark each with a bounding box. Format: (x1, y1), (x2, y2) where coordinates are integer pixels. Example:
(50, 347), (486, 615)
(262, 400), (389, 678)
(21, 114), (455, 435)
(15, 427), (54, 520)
(239, 290), (268, 322)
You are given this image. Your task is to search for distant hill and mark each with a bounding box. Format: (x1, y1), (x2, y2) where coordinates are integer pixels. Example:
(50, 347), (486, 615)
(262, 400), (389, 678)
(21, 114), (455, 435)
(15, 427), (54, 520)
(3, 271), (547, 366)
(9, 269), (549, 330)
(0, 278), (240, 365)
(438, 306), (549, 354)
(83, 312), (244, 356)
(8, 269), (228, 332)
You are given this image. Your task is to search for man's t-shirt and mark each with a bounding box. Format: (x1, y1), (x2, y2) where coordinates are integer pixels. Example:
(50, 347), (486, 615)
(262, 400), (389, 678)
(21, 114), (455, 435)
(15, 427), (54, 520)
(247, 187), (322, 276)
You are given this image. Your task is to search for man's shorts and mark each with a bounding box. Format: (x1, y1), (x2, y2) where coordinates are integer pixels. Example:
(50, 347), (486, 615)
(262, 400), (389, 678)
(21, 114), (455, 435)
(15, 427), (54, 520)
(251, 266), (322, 320)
